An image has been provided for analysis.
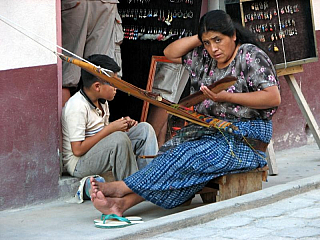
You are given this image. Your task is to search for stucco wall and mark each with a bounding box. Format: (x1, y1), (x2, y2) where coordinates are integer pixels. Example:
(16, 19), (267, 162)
(0, 1), (61, 209)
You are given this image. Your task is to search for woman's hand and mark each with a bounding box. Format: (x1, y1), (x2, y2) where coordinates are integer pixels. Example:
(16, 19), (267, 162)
(200, 85), (229, 102)
(200, 85), (281, 109)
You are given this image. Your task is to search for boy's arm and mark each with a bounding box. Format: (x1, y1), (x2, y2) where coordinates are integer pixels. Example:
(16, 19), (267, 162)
(71, 118), (130, 157)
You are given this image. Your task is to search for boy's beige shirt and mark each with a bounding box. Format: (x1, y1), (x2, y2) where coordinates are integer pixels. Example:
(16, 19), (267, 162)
(61, 91), (110, 174)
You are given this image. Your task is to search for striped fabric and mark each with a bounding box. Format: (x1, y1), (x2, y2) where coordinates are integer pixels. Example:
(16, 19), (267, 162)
(124, 119), (271, 209)
(85, 126), (104, 137)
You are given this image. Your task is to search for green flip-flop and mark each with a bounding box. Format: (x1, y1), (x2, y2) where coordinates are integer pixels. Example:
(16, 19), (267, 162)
(94, 214), (143, 224)
(94, 214), (143, 229)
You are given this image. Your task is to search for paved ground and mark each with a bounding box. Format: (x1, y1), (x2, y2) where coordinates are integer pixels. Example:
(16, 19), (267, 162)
(0, 143), (319, 240)
(152, 189), (320, 240)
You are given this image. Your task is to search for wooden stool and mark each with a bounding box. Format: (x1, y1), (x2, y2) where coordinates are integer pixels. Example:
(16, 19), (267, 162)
(197, 166), (269, 203)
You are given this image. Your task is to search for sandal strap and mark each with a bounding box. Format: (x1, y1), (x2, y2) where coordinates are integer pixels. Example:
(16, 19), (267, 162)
(101, 214), (131, 224)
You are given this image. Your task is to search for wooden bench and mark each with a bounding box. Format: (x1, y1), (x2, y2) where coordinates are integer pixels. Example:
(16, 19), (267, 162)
(196, 166), (269, 204)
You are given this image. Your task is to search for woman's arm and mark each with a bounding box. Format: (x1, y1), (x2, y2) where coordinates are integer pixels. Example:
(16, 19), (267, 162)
(164, 35), (202, 63)
(200, 85), (281, 109)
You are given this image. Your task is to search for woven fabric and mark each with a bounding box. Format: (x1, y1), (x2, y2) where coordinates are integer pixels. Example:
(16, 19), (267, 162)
(124, 119), (271, 209)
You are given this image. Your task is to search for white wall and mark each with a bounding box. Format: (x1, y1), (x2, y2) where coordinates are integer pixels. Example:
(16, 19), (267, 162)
(313, 0), (320, 30)
(0, 1), (57, 71)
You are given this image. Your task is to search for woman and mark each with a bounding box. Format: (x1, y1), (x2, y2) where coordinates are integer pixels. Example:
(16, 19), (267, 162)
(90, 10), (281, 217)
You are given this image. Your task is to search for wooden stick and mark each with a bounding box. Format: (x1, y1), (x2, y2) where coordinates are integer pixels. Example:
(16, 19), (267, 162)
(139, 155), (156, 159)
(59, 54), (237, 131)
(178, 76), (237, 107)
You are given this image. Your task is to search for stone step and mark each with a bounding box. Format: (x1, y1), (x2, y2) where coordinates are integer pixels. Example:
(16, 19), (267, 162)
(58, 171), (115, 200)
(58, 175), (81, 200)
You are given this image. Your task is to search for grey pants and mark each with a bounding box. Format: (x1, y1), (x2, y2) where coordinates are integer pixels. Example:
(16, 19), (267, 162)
(73, 122), (158, 180)
(61, 0), (124, 87)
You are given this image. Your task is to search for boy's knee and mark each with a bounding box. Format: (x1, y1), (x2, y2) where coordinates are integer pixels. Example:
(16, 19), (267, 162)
(136, 122), (155, 134)
(111, 131), (131, 146)
(137, 121), (150, 128)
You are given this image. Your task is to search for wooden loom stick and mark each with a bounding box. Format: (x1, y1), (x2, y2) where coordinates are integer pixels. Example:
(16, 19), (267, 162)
(178, 76), (237, 107)
(59, 54), (237, 131)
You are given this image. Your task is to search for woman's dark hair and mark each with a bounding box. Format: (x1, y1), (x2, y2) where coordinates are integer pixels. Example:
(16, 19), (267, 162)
(80, 54), (120, 89)
(198, 10), (260, 47)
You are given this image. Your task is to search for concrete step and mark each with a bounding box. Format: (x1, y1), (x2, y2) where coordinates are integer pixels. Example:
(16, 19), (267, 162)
(58, 175), (81, 200)
(58, 171), (114, 200)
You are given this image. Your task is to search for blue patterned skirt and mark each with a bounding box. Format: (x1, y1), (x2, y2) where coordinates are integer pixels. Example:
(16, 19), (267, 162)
(124, 119), (272, 209)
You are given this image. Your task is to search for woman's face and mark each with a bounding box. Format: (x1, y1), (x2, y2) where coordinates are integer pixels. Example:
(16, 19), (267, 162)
(201, 31), (237, 68)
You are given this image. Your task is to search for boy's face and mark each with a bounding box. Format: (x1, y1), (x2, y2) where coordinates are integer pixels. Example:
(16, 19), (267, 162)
(100, 82), (117, 101)
(98, 73), (118, 101)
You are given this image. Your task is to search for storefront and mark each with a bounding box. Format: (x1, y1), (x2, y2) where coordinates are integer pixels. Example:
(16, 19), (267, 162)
(0, 0), (319, 210)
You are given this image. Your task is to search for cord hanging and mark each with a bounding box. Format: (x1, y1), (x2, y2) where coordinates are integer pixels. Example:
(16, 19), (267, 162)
(275, 0), (287, 68)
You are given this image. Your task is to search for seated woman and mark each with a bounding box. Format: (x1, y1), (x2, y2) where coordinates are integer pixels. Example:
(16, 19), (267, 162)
(89, 10), (281, 217)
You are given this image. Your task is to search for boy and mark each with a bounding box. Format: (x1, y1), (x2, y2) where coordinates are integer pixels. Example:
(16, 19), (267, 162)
(61, 54), (158, 181)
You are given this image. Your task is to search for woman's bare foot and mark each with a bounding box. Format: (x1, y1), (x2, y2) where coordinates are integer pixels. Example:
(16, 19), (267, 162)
(90, 177), (116, 197)
(91, 191), (125, 216)
(90, 177), (132, 198)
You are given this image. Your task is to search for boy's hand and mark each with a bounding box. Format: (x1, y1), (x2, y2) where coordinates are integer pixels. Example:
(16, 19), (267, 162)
(109, 117), (138, 132)
(123, 116), (138, 130)
(109, 118), (130, 132)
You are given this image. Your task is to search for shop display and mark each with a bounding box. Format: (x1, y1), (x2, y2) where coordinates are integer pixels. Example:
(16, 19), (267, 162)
(225, 0), (318, 69)
(119, 0), (199, 42)
(109, 1), (202, 121)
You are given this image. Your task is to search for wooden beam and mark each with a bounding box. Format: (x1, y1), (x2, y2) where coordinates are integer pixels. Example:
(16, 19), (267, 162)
(284, 74), (320, 148)
(266, 140), (278, 175)
(276, 65), (303, 76)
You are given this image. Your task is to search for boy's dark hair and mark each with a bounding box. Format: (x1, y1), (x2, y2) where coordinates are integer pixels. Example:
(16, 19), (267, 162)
(81, 54), (120, 88)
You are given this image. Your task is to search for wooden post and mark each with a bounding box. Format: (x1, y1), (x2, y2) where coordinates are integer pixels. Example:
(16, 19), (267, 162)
(266, 139), (278, 175)
(283, 74), (320, 147)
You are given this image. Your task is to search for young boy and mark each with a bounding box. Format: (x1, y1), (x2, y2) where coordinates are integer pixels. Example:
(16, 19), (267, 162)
(61, 54), (158, 181)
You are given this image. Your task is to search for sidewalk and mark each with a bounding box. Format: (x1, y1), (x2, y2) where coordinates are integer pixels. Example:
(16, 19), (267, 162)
(0, 143), (319, 240)
(152, 188), (320, 239)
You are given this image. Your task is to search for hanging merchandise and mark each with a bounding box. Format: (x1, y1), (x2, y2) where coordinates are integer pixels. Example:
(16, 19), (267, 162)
(108, 1), (202, 121)
(119, 1), (198, 42)
(225, 0), (317, 69)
